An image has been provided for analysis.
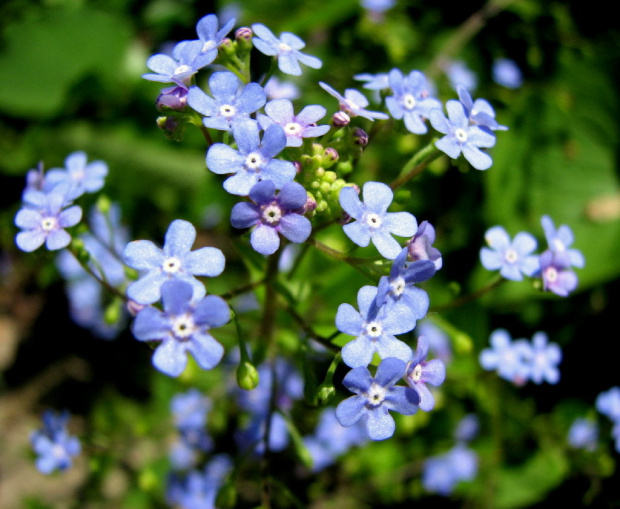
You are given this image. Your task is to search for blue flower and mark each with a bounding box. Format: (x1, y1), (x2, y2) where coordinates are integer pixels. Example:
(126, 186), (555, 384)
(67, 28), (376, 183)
(251, 23), (322, 76)
(540, 215), (585, 268)
(479, 329), (532, 385)
(385, 69), (442, 134)
(417, 320), (452, 363)
(407, 220), (442, 270)
(171, 389), (211, 431)
(430, 100), (496, 170)
(422, 445), (478, 495)
(258, 99), (330, 147)
(596, 387), (620, 422)
(206, 120), (296, 196)
(538, 250), (578, 297)
(123, 219), (225, 305)
(479, 225), (539, 281)
(456, 84), (507, 131)
(336, 285), (415, 368)
(143, 42), (205, 88)
(44, 151), (108, 200)
(319, 82), (389, 121)
(231, 180), (311, 255)
(336, 357), (419, 441)
(404, 335), (446, 411)
(132, 280), (229, 377)
(264, 76), (300, 100)
(354, 72), (390, 91)
(454, 414), (479, 443)
(493, 58), (523, 89)
(186, 13), (236, 62)
(187, 72), (266, 131)
(339, 181), (417, 260)
(568, 418), (598, 451)
(361, 0), (396, 13)
(442, 60), (478, 92)
(30, 410), (81, 474)
(527, 332), (561, 384)
(15, 189), (82, 252)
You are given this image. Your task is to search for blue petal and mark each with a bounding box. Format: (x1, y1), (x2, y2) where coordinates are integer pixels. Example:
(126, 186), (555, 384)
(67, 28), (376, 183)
(183, 247), (225, 276)
(250, 224), (280, 255)
(336, 396), (367, 427)
(164, 219), (196, 256)
(366, 407), (395, 440)
(194, 295), (230, 327)
(188, 333), (224, 370)
(335, 303), (364, 336)
(231, 202), (260, 229)
(279, 214), (311, 243)
(153, 339), (188, 377)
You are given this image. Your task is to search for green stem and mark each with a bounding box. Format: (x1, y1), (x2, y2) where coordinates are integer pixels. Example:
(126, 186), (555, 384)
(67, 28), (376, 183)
(305, 237), (384, 281)
(260, 58), (280, 88)
(389, 140), (441, 190)
(67, 245), (127, 301)
(431, 275), (506, 312)
(280, 300), (340, 353)
(220, 278), (266, 301)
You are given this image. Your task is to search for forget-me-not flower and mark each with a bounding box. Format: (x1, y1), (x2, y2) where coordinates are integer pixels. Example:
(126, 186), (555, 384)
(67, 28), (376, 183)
(407, 220), (443, 270)
(538, 250), (578, 297)
(132, 280), (229, 377)
(319, 82), (389, 121)
(30, 410), (81, 474)
(479, 329), (532, 384)
(206, 120), (296, 196)
(251, 23), (322, 76)
(340, 181), (417, 259)
(456, 85), (507, 131)
(422, 445), (478, 495)
(336, 357), (420, 441)
(541, 215), (585, 269)
(44, 151), (108, 200)
(527, 332), (561, 384)
(123, 219), (225, 305)
(493, 58), (523, 89)
(596, 387), (620, 422)
(568, 418), (598, 451)
(479, 225), (539, 281)
(404, 335), (446, 411)
(258, 99), (330, 147)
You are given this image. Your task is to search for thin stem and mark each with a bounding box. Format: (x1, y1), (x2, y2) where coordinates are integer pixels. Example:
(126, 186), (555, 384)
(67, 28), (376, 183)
(431, 275), (506, 312)
(220, 278), (266, 300)
(280, 300), (340, 353)
(67, 245), (127, 301)
(389, 140), (442, 190)
(305, 237), (385, 281)
(199, 123), (214, 147)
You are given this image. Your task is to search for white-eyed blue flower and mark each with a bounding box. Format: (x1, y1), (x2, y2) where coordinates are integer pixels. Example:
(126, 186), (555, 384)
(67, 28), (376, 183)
(319, 81), (389, 121)
(44, 151), (108, 200)
(251, 23), (322, 76)
(456, 84), (507, 131)
(404, 335), (446, 411)
(493, 58), (523, 89)
(132, 280), (229, 377)
(123, 219), (225, 305)
(541, 215), (585, 268)
(538, 250), (578, 297)
(30, 410), (81, 474)
(339, 181), (417, 260)
(479, 329), (532, 385)
(430, 100), (496, 170)
(527, 332), (561, 384)
(258, 99), (330, 147)
(336, 357), (419, 441)
(596, 387), (620, 422)
(479, 225), (539, 281)
(206, 120), (296, 196)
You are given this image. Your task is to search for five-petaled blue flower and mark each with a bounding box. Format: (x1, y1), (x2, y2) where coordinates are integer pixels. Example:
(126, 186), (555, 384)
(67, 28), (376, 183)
(407, 220), (443, 270)
(123, 219), (225, 305)
(30, 410), (81, 474)
(340, 181), (417, 260)
(207, 120), (296, 196)
(258, 99), (330, 147)
(132, 280), (230, 377)
(527, 331), (561, 384)
(541, 215), (585, 269)
(456, 85), (507, 131)
(404, 335), (446, 411)
(319, 82), (389, 121)
(479, 329), (532, 385)
(538, 250), (578, 297)
(430, 100), (496, 170)
(230, 180), (312, 255)
(479, 225), (539, 281)
(44, 151), (108, 200)
(336, 357), (420, 441)
(251, 23), (322, 76)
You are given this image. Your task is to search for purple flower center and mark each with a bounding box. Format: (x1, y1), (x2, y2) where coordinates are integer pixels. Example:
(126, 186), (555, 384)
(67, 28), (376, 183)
(544, 266), (558, 283)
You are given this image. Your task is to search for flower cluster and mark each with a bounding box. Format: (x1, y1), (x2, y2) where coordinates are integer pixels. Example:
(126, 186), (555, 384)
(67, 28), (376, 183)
(30, 410), (81, 475)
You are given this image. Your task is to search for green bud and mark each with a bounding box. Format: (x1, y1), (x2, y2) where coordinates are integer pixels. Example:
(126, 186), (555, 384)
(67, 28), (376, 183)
(71, 238), (90, 264)
(138, 469), (158, 492)
(320, 181), (331, 194)
(237, 361), (259, 390)
(311, 142), (324, 156)
(336, 160), (353, 175)
(454, 332), (473, 355)
(315, 167), (325, 178)
(317, 384), (335, 405)
(215, 481), (237, 509)
(323, 170), (337, 183)
(96, 195), (111, 215)
(103, 298), (122, 325)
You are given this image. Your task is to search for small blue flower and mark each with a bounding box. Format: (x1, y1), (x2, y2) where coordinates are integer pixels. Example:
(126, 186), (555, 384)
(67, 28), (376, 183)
(442, 60), (478, 92)
(171, 389), (211, 431)
(456, 85), (507, 131)
(568, 418), (598, 451)
(454, 414), (479, 443)
(230, 180), (311, 255)
(187, 72), (266, 131)
(44, 151), (108, 200)
(15, 189), (82, 252)
(479, 225), (539, 281)
(417, 320), (452, 363)
(541, 215), (585, 269)
(206, 120), (296, 196)
(385, 69), (442, 134)
(336, 357), (420, 441)
(258, 99), (330, 147)
(354, 72), (390, 91)
(336, 285), (416, 368)
(340, 181), (417, 260)
(143, 42), (205, 88)
(404, 335), (446, 411)
(319, 82), (389, 121)
(527, 332), (561, 384)
(422, 445), (478, 495)
(123, 219), (225, 305)
(538, 250), (578, 297)
(596, 387), (620, 422)
(430, 100), (496, 170)
(190, 13), (236, 61)
(493, 58), (523, 89)
(407, 220), (442, 270)
(479, 329), (532, 385)
(30, 410), (81, 475)
(132, 280), (229, 377)
(264, 76), (300, 100)
(251, 23), (322, 76)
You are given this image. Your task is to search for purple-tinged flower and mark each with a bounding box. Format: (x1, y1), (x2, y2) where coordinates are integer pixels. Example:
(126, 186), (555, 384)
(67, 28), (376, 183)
(319, 82), (389, 121)
(568, 418), (598, 451)
(187, 72), (266, 131)
(386, 69), (442, 134)
(157, 85), (189, 110)
(132, 280), (229, 377)
(407, 220), (442, 270)
(251, 24), (322, 76)
(336, 285), (415, 368)
(422, 445), (478, 495)
(15, 189), (82, 252)
(336, 357), (420, 441)
(479, 329), (532, 385)
(206, 120), (296, 196)
(404, 336), (446, 411)
(23, 161), (46, 197)
(538, 250), (578, 297)
(442, 60), (478, 92)
(30, 410), (81, 475)
(44, 151), (108, 200)
(541, 215), (585, 269)
(526, 332), (561, 384)
(456, 84), (507, 131)
(430, 100), (496, 170)
(596, 387), (620, 422)
(479, 226), (539, 281)
(264, 76), (300, 100)
(258, 99), (330, 147)
(340, 181), (417, 259)
(493, 58), (523, 89)
(123, 219), (224, 305)
(230, 180), (311, 255)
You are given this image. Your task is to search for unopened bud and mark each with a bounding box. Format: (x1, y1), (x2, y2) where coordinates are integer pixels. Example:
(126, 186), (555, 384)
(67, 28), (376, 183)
(332, 111), (350, 127)
(317, 384), (335, 405)
(156, 86), (188, 111)
(323, 147), (339, 166)
(237, 361), (260, 390)
(293, 160), (302, 174)
(353, 128), (369, 146)
(126, 299), (145, 317)
(96, 195), (112, 215)
(235, 26), (252, 41)
(104, 298), (122, 325)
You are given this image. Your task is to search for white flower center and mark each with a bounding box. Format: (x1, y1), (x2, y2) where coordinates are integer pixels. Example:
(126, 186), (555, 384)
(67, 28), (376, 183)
(544, 266), (558, 283)
(504, 248), (518, 264)
(171, 313), (196, 339)
(40, 217), (58, 232)
(202, 40), (216, 53)
(72, 169), (85, 182)
(261, 203), (282, 225)
(163, 256), (182, 274)
(278, 42), (292, 53)
(455, 128), (468, 143)
(366, 383), (386, 407)
(409, 364), (423, 383)
(552, 238), (565, 252)
(174, 64), (192, 76)
(245, 152), (265, 171)
(364, 212), (382, 229)
(364, 321), (383, 339)
(390, 276), (406, 297)
(344, 99), (360, 111)
(219, 104), (237, 118)
(402, 93), (417, 110)
(285, 122), (302, 136)
(52, 444), (67, 460)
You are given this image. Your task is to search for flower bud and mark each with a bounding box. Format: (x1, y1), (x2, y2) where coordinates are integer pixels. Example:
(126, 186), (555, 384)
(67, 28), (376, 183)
(104, 299), (122, 325)
(237, 361), (260, 390)
(317, 384), (335, 405)
(353, 128), (369, 146)
(332, 111), (350, 127)
(156, 86), (188, 111)
(235, 26), (252, 41)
